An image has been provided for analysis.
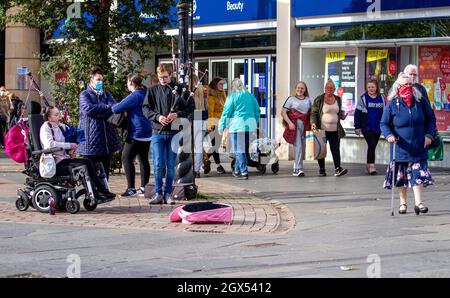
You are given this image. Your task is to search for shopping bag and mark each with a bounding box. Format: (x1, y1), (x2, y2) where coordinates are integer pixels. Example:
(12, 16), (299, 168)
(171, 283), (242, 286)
(428, 136), (444, 161)
(305, 130), (327, 160)
(39, 153), (56, 178)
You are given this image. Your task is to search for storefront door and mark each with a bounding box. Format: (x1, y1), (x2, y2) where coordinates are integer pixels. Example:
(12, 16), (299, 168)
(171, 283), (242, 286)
(230, 57), (272, 138)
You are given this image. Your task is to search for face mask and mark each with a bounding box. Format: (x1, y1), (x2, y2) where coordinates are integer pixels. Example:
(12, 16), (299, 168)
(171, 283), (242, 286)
(94, 81), (103, 91)
(0, 91), (6, 97)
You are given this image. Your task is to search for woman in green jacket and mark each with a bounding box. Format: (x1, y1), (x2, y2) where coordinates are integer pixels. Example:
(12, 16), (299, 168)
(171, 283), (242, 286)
(219, 79), (260, 180)
(310, 80), (348, 177)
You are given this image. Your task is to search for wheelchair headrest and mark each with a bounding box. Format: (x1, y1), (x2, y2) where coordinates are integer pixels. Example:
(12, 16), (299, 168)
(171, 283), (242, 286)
(27, 102), (44, 151)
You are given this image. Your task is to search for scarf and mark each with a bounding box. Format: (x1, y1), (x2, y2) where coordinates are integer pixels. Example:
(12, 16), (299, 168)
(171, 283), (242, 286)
(398, 86), (413, 107)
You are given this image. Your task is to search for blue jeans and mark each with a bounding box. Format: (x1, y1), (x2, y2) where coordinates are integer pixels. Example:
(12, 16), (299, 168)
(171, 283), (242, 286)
(151, 133), (177, 195)
(231, 132), (250, 175)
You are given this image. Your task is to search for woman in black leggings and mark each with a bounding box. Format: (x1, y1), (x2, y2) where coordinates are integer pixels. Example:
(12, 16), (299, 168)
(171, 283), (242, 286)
(111, 74), (152, 197)
(354, 79), (385, 175)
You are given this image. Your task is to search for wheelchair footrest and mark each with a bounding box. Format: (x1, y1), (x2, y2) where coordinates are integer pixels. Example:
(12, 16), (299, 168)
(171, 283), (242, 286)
(97, 197), (115, 204)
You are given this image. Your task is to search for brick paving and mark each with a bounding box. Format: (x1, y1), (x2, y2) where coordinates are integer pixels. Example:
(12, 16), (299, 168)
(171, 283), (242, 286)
(0, 172), (295, 235)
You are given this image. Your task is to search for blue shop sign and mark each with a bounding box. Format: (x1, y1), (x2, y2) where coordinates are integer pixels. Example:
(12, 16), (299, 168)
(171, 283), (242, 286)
(187, 0), (276, 25)
(293, 0), (450, 18)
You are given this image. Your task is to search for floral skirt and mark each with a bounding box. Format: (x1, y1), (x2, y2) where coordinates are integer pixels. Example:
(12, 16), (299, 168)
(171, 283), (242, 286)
(383, 161), (434, 189)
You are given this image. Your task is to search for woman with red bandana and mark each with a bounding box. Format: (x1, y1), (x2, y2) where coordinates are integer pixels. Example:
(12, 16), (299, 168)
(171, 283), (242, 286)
(380, 72), (436, 215)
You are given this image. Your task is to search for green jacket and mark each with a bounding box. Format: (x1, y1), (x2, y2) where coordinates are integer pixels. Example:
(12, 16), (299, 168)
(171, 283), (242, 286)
(310, 93), (346, 139)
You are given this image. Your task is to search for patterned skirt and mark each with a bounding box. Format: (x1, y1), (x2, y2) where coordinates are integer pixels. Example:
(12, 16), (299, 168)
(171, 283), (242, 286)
(383, 160), (434, 189)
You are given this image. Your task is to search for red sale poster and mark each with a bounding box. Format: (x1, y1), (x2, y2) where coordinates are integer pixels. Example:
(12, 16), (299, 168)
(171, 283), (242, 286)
(419, 46), (450, 132)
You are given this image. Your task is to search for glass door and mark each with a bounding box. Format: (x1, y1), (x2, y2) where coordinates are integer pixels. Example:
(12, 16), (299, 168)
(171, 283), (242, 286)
(210, 59), (229, 91)
(250, 57), (270, 138)
(195, 59), (209, 85)
(231, 58), (249, 89)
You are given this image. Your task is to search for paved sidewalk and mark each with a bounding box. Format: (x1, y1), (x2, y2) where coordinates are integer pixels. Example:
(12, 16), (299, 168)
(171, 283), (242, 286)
(0, 151), (295, 235)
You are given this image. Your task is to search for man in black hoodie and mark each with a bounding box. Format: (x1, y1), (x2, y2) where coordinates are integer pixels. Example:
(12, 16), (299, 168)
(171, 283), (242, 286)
(143, 64), (194, 204)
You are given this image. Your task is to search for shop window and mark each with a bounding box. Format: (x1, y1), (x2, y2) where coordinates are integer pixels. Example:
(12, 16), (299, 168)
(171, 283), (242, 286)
(419, 45), (450, 132)
(325, 49), (357, 130)
(365, 48), (400, 96)
(302, 20), (450, 42)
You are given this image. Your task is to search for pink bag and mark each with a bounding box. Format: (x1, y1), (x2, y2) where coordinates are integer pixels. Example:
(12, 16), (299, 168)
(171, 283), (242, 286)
(4, 122), (28, 164)
(169, 202), (233, 225)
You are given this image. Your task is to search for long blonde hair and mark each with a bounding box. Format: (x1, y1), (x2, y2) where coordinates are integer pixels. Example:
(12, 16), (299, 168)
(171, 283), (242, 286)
(292, 81), (309, 97)
(191, 74), (207, 111)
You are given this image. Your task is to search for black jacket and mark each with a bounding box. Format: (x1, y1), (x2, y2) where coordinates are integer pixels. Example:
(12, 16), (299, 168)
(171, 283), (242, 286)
(143, 81), (194, 134)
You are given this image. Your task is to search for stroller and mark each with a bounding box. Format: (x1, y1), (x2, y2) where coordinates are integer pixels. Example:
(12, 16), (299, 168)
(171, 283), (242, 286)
(15, 101), (112, 214)
(230, 136), (280, 174)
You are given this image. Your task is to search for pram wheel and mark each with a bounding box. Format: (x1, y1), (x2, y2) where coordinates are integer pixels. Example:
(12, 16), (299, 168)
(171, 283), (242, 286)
(271, 162), (279, 174)
(15, 190), (29, 211)
(257, 164), (266, 174)
(32, 185), (58, 213)
(66, 199), (80, 214)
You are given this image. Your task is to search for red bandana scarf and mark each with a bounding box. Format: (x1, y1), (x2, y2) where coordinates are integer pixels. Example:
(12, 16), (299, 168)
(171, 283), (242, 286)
(398, 86), (413, 107)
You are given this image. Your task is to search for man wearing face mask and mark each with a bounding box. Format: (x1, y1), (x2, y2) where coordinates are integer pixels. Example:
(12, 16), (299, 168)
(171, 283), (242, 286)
(77, 66), (121, 181)
(0, 86), (11, 149)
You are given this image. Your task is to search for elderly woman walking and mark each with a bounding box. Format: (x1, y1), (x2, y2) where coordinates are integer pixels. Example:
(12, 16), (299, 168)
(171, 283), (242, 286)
(219, 78), (260, 180)
(380, 73), (436, 215)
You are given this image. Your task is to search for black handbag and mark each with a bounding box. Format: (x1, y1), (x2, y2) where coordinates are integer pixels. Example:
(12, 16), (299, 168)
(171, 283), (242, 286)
(107, 112), (127, 128)
(427, 130), (442, 150)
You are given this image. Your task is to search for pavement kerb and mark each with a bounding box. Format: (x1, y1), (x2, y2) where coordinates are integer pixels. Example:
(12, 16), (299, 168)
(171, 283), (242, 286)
(0, 169), (296, 235)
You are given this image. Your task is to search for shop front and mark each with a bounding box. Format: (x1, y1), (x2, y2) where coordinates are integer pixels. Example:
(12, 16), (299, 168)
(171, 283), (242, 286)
(157, 0), (277, 139)
(293, 0), (450, 166)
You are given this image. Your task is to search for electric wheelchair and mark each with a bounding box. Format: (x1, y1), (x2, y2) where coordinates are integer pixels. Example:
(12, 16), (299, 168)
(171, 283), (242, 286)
(15, 101), (113, 214)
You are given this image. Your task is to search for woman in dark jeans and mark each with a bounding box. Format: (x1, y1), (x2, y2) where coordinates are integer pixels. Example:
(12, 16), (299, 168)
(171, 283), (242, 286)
(354, 79), (385, 175)
(112, 74), (152, 197)
(310, 80), (348, 177)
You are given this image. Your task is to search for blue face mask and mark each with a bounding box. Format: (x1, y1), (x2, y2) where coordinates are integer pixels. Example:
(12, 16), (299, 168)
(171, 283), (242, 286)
(94, 80), (103, 92)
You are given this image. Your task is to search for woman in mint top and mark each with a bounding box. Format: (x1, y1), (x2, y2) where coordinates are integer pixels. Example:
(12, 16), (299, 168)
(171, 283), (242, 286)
(218, 79), (260, 180)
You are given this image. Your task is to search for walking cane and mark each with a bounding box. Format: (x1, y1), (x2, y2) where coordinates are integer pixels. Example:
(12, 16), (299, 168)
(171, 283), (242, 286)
(390, 141), (397, 216)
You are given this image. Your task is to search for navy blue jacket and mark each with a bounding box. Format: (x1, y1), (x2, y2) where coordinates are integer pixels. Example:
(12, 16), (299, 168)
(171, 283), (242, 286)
(380, 95), (436, 162)
(111, 89), (152, 140)
(76, 86), (122, 156)
(354, 93), (385, 133)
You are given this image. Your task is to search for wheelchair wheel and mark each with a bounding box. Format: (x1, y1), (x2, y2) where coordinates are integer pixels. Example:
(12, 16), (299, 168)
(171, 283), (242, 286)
(257, 164), (266, 174)
(66, 199), (80, 214)
(76, 189), (97, 211)
(271, 162), (280, 174)
(15, 190), (29, 211)
(32, 185), (58, 213)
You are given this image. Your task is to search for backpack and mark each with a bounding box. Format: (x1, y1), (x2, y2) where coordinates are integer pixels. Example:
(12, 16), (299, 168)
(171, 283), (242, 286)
(4, 120), (28, 164)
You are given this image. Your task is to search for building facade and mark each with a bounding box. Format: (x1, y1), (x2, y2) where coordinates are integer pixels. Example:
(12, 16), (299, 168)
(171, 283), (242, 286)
(3, 0), (450, 166)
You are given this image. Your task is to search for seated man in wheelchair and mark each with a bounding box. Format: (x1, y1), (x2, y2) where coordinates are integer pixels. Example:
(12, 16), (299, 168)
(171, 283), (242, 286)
(40, 106), (116, 200)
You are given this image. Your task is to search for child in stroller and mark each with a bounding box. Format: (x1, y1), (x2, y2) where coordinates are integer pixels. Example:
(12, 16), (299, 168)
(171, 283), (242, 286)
(15, 102), (115, 214)
(230, 136), (280, 174)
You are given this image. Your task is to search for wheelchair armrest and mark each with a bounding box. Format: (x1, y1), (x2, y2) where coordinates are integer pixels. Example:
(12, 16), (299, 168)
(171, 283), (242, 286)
(32, 147), (64, 156)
